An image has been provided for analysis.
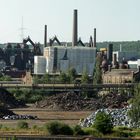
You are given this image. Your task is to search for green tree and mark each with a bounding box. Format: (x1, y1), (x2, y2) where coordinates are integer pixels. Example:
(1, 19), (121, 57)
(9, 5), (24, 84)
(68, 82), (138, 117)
(93, 111), (113, 134)
(59, 72), (68, 83)
(42, 73), (50, 84)
(81, 70), (89, 84)
(93, 54), (102, 84)
(33, 75), (40, 84)
(128, 84), (140, 127)
(67, 68), (77, 83)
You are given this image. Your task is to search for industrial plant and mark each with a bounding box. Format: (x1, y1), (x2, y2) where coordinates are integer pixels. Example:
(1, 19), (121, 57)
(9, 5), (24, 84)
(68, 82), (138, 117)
(0, 9), (139, 85)
(34, 9), (97, 76)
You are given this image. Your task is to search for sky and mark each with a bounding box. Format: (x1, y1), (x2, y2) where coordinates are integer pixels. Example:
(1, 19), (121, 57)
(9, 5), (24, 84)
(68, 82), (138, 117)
(0, 0), (140, 43)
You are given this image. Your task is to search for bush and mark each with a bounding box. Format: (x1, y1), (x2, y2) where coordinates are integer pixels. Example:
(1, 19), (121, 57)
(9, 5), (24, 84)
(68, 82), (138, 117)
(93, 111), (113, 134)
(112, 130), (134, 137)
(73, 125), (86, 136)
(84, 128), (102, 137)
(17, 121), (29, 129)
(114, 126), (132, 131)
(32, 125), (38, 130)
(45, 121), (73, 135)
(12, 136), (18, 140)
(0, 124), (2, 129)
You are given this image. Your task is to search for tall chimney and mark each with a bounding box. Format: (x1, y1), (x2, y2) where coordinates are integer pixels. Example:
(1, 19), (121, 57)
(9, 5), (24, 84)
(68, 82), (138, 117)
(44, 25), (47, 47)
(94, 28), (96, 48)
(72, 9), (78, 47)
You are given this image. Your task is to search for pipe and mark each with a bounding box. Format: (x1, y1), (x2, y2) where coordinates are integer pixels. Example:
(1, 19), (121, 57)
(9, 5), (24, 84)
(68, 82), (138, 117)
(72, 9), (78, 47)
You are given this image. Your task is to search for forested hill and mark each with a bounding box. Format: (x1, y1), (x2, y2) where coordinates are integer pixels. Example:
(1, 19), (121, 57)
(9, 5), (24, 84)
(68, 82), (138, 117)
(96, 41), (140, 52)
(1, 41), (140, 52)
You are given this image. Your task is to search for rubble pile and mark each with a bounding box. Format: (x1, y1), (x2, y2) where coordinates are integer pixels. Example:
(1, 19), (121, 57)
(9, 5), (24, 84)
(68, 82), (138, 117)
(80, 106), (136, 128)
(34, 92), (98, 111)
(0, 106), (15, 118)
(34, 91), (131, 111)
(97, 92), (130, 109)
(0, 88), (25, 108)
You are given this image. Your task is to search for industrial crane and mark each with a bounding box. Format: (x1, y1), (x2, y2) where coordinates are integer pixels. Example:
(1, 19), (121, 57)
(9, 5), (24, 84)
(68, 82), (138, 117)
(23, 36), (41, 55)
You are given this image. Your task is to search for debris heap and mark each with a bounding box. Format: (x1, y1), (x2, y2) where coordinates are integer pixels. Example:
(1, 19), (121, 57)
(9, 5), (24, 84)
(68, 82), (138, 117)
(34, 92), (98, 111)
(0, 88), (25, 108)
(0, 106), (15, 118)
(97, 92), (130, 109)
(80, 106), (137, 128)
(34, 91), (131, 111)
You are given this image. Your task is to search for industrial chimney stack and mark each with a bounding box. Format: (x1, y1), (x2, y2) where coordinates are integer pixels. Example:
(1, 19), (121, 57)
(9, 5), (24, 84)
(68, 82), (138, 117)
(72, 9), (78, 47)
(94, 28), (96, 48)
(44, 25), (47, 47)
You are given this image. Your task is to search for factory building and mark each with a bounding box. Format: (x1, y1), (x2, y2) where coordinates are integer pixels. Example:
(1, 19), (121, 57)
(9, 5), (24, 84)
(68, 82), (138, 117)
(34, 9), (97, 75)
(43, 46), (96, 75)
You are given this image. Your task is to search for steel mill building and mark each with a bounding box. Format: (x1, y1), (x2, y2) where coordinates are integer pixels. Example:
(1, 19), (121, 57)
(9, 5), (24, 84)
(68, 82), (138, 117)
(34, 9), (97, 75)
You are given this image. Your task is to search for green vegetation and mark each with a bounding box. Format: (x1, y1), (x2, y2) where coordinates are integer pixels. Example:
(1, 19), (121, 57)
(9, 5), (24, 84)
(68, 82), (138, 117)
(33, 73), (50, 84)
(12, 136), (18, 140)
(17, 121), (29, 129)
(97, 41), (140, 52)
(67, 68), (77, 83)
(0, 121), (140, 137)
(73, 125), (86, 135)
(0, 75), (12, 81)
(81, 70), (90, 84)
(58, 72), (70, 83)
(128, 84), (140, 126)
(9, 88), (47, 103)
(44, 121), (73, 135)
(93, 54), (102, 84)
(33, 68), (78, 84)
(93, 111), (113, 134)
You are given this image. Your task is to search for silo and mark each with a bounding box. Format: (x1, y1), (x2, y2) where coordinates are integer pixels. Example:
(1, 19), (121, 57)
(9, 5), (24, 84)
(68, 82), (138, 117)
(34, 56), (46, 74)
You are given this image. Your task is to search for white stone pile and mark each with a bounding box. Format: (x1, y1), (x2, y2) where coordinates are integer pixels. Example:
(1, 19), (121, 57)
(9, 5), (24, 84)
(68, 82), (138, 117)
(80, 106), (137, 128)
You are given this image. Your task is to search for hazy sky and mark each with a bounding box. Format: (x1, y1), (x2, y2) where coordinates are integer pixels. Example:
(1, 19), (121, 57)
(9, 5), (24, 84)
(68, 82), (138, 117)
(0, 0), (140, 43)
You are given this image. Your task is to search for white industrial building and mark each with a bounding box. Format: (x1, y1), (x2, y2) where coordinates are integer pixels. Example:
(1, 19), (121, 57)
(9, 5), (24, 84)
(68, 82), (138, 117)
(128, 59), (140, 69)
(34, 46), (96, 75)
(34, 56), (46, 74)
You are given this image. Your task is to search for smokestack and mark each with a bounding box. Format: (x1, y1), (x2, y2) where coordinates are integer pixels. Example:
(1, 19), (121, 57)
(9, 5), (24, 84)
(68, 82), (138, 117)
(72, 9), (78, 47)
(107, 44), (113, 63)
(44, 25), (47, 47)
(94, 28), (96, 48)
(113, 53), (117, 66)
